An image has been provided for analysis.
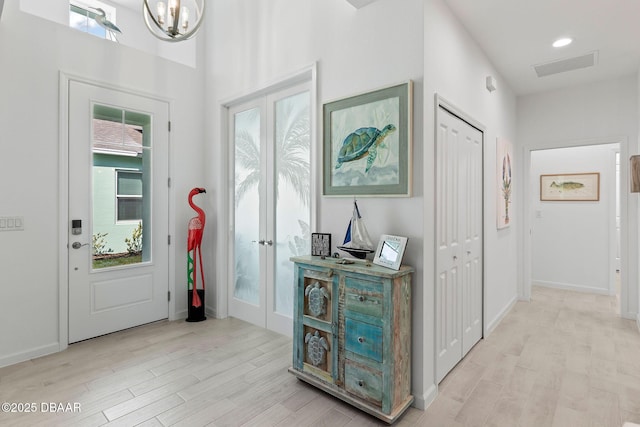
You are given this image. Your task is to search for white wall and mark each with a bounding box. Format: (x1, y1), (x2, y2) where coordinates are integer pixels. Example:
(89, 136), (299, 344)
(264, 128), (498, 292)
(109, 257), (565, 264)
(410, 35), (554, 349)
(423, 0), (519, 403)
(637, 69), (640, 329)
(518, 76), (639, 319)
(0, 1), (205, 367)
(531, 145), (618, 294)
(19, 0), (198, 68)
(203, 0), (518, 409)
(205, 0), (429, 404)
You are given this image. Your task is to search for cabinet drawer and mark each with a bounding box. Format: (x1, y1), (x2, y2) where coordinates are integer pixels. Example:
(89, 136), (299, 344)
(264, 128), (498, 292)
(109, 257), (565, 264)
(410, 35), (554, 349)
(345, 289), (383, 318)
(345, 318), (382, 362)
(344, 360), (382, 407)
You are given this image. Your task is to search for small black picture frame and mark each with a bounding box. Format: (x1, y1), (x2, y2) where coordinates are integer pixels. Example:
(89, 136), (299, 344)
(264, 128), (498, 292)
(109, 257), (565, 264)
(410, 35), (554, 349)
(311, 233), (332, 257)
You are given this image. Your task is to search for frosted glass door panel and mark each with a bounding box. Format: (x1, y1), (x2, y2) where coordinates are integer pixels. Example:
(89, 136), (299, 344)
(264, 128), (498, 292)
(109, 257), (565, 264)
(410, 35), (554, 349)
(234, 108), (261, 305)
(228, 81), (312, 337)
(274, 91), (310, 316)
(92, 105), (150, 270)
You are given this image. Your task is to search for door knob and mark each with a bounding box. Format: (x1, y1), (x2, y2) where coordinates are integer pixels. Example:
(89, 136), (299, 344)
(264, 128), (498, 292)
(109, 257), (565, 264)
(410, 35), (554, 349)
(251, 240), (273, 246)
(71, 242), (89, 249)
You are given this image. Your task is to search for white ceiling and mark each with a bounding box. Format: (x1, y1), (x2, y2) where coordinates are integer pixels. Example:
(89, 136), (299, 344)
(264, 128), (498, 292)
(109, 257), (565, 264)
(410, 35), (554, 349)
(444, 0), (640, 95)
(113, 0), (640, 96)
(112, 0), (141, 11)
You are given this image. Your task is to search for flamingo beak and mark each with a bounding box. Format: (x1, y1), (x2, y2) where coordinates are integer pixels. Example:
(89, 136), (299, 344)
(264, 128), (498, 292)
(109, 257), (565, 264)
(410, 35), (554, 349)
(199, 188), (206, 193)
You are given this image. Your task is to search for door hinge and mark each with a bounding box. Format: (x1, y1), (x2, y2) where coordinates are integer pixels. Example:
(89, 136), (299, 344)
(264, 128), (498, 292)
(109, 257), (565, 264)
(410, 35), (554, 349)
(168, 235), (171, 245)
(168, 177), (171, 188)
(168, 291), (171, 301)
(168, 121), (171, 132)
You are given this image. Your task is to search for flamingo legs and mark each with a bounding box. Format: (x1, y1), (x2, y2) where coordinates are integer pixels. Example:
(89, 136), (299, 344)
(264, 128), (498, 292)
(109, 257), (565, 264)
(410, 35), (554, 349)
(187, 246), (204, 308)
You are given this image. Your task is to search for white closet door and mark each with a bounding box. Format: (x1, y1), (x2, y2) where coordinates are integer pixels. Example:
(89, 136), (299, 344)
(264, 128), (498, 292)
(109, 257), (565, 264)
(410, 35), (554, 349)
(436, 106), (483, 383)
(460, 119), (483, 356)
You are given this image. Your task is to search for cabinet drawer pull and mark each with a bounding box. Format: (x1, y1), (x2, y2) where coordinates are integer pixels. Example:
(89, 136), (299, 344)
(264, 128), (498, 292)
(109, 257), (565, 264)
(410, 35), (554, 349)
(357, 336), (365, 343)
(357, 379), (364, 387)
(358, 295), (365, 302)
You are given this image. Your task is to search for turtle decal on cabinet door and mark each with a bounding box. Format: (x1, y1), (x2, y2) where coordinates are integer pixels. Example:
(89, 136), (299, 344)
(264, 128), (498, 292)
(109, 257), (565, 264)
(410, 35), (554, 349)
(305, 330), (329, 367)
(305, 281), (330, 317)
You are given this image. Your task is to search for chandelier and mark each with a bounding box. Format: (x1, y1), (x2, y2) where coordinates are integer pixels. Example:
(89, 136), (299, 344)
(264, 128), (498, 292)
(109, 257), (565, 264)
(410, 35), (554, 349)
(143, 0), (205, 42)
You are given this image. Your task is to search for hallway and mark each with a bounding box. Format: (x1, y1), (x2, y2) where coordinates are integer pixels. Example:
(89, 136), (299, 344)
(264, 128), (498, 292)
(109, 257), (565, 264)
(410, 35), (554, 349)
(428, 285), (640, 426)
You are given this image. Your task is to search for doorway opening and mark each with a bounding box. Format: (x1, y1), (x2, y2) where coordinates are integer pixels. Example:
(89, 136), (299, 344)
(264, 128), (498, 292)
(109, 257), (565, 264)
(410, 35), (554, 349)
(528, 142), (622, 314)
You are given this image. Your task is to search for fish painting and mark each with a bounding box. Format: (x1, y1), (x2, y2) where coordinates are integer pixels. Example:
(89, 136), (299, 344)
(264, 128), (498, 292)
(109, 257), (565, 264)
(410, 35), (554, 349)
(550, 181), (584, 191)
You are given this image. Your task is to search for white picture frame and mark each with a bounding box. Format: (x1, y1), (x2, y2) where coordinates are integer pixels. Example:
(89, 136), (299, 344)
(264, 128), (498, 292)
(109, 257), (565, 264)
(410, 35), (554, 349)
(372, 234), (408, 270)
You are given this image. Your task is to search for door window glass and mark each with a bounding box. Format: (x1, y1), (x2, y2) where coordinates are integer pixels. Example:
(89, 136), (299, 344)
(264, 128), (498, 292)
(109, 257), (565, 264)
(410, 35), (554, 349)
(92, 104), (151, 269)
(233, 107), (261, 304)
(274, 91), (311, 316)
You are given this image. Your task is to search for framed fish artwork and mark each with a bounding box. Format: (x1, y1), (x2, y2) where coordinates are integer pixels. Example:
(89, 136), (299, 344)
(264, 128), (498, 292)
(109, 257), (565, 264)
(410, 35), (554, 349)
(540, 172), (600, 201)
(322, 81), (412, 196)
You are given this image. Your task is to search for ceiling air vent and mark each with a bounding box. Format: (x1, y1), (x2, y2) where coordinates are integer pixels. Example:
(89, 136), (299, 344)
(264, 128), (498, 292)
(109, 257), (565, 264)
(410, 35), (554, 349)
(534, 51), (598, 78)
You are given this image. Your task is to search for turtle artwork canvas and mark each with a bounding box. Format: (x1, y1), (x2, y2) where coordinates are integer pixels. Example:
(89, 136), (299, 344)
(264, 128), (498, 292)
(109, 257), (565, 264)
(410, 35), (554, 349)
(323, 82), (412, 196)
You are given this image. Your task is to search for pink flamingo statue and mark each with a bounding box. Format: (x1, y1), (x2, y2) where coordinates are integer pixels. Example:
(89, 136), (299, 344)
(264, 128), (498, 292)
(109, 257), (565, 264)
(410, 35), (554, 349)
(187, 188), (206, 310)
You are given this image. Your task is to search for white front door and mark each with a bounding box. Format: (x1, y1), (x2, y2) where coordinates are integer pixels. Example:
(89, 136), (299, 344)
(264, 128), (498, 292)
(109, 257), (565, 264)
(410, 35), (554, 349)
(436, 105), (483, 382)
(68, 80), (170, 343)
(229, 83), (311, 337)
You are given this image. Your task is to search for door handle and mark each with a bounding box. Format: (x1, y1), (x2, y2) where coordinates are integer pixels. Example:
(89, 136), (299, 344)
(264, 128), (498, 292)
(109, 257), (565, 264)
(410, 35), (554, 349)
(251, 240), (273, 246)
(71, 242), (89, 249)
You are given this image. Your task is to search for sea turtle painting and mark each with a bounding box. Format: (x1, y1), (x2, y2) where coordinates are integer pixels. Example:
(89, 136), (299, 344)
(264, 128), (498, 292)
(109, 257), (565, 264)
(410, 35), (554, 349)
(305, 330), (329, 367)
(305, 281), (330, 317)
(335, 124), (397, 173)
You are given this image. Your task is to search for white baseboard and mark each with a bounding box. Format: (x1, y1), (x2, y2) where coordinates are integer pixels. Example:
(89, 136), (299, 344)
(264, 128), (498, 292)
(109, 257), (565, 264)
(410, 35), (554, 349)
(205, 306), (218, 319)
(174, 309), (188, 320)
(0, 342), (60, 369)
(413, 383), (437, 411)
(485, 295), (517, 337)
(533, 280), (610, 295)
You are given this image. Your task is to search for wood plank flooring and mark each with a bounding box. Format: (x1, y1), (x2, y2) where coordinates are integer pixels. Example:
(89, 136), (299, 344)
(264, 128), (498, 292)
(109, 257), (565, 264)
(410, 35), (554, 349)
(0, 285), (639, 426)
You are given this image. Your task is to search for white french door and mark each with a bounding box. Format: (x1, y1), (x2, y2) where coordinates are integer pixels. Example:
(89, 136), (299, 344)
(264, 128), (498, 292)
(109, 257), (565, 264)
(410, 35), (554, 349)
(229, 83), (311, 337)
(68, 80), (169, 343)
(436, 105), (483, 382)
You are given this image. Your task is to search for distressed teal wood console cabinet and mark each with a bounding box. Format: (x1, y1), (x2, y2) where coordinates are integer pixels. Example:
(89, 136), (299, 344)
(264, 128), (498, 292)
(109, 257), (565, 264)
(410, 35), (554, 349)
(288, 256), (413, 424)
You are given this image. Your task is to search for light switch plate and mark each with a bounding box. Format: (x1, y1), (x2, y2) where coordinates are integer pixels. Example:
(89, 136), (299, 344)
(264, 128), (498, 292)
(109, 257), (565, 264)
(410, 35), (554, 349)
(0, 216), (24, 231)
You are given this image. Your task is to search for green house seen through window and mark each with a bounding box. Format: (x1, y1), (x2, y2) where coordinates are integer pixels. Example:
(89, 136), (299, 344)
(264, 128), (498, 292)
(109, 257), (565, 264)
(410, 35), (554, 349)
(117, 171), (143, 222)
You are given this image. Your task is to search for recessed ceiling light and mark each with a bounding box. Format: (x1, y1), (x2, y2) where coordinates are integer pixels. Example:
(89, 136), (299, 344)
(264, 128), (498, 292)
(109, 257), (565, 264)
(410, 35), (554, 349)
(552, 38), (573, 48)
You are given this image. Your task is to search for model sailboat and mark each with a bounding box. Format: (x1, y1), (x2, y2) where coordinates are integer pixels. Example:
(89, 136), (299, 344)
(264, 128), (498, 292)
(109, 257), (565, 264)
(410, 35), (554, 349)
(338, 200), (375, 259)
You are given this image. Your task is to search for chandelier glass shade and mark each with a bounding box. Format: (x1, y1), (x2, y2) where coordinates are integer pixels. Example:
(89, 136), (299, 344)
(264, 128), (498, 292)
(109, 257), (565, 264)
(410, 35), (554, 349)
(143, 0), (205, 42)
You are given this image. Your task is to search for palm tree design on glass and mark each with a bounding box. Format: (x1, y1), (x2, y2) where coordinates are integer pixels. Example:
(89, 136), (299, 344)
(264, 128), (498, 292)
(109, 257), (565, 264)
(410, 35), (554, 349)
(234, 93), (311, 311)
(235, 102), (310, 207)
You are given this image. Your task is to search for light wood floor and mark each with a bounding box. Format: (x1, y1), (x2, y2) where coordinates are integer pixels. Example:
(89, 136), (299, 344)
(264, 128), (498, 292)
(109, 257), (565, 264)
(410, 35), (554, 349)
(1, 286), (639, 426)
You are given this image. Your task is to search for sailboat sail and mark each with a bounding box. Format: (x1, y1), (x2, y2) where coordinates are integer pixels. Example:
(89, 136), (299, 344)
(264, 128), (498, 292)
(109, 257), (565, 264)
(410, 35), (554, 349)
(338, 200), (374, 258)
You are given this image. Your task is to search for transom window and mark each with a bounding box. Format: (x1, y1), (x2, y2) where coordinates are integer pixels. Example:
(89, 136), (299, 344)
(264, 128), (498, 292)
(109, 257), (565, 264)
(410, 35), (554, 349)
(69, 1), (118, 42)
